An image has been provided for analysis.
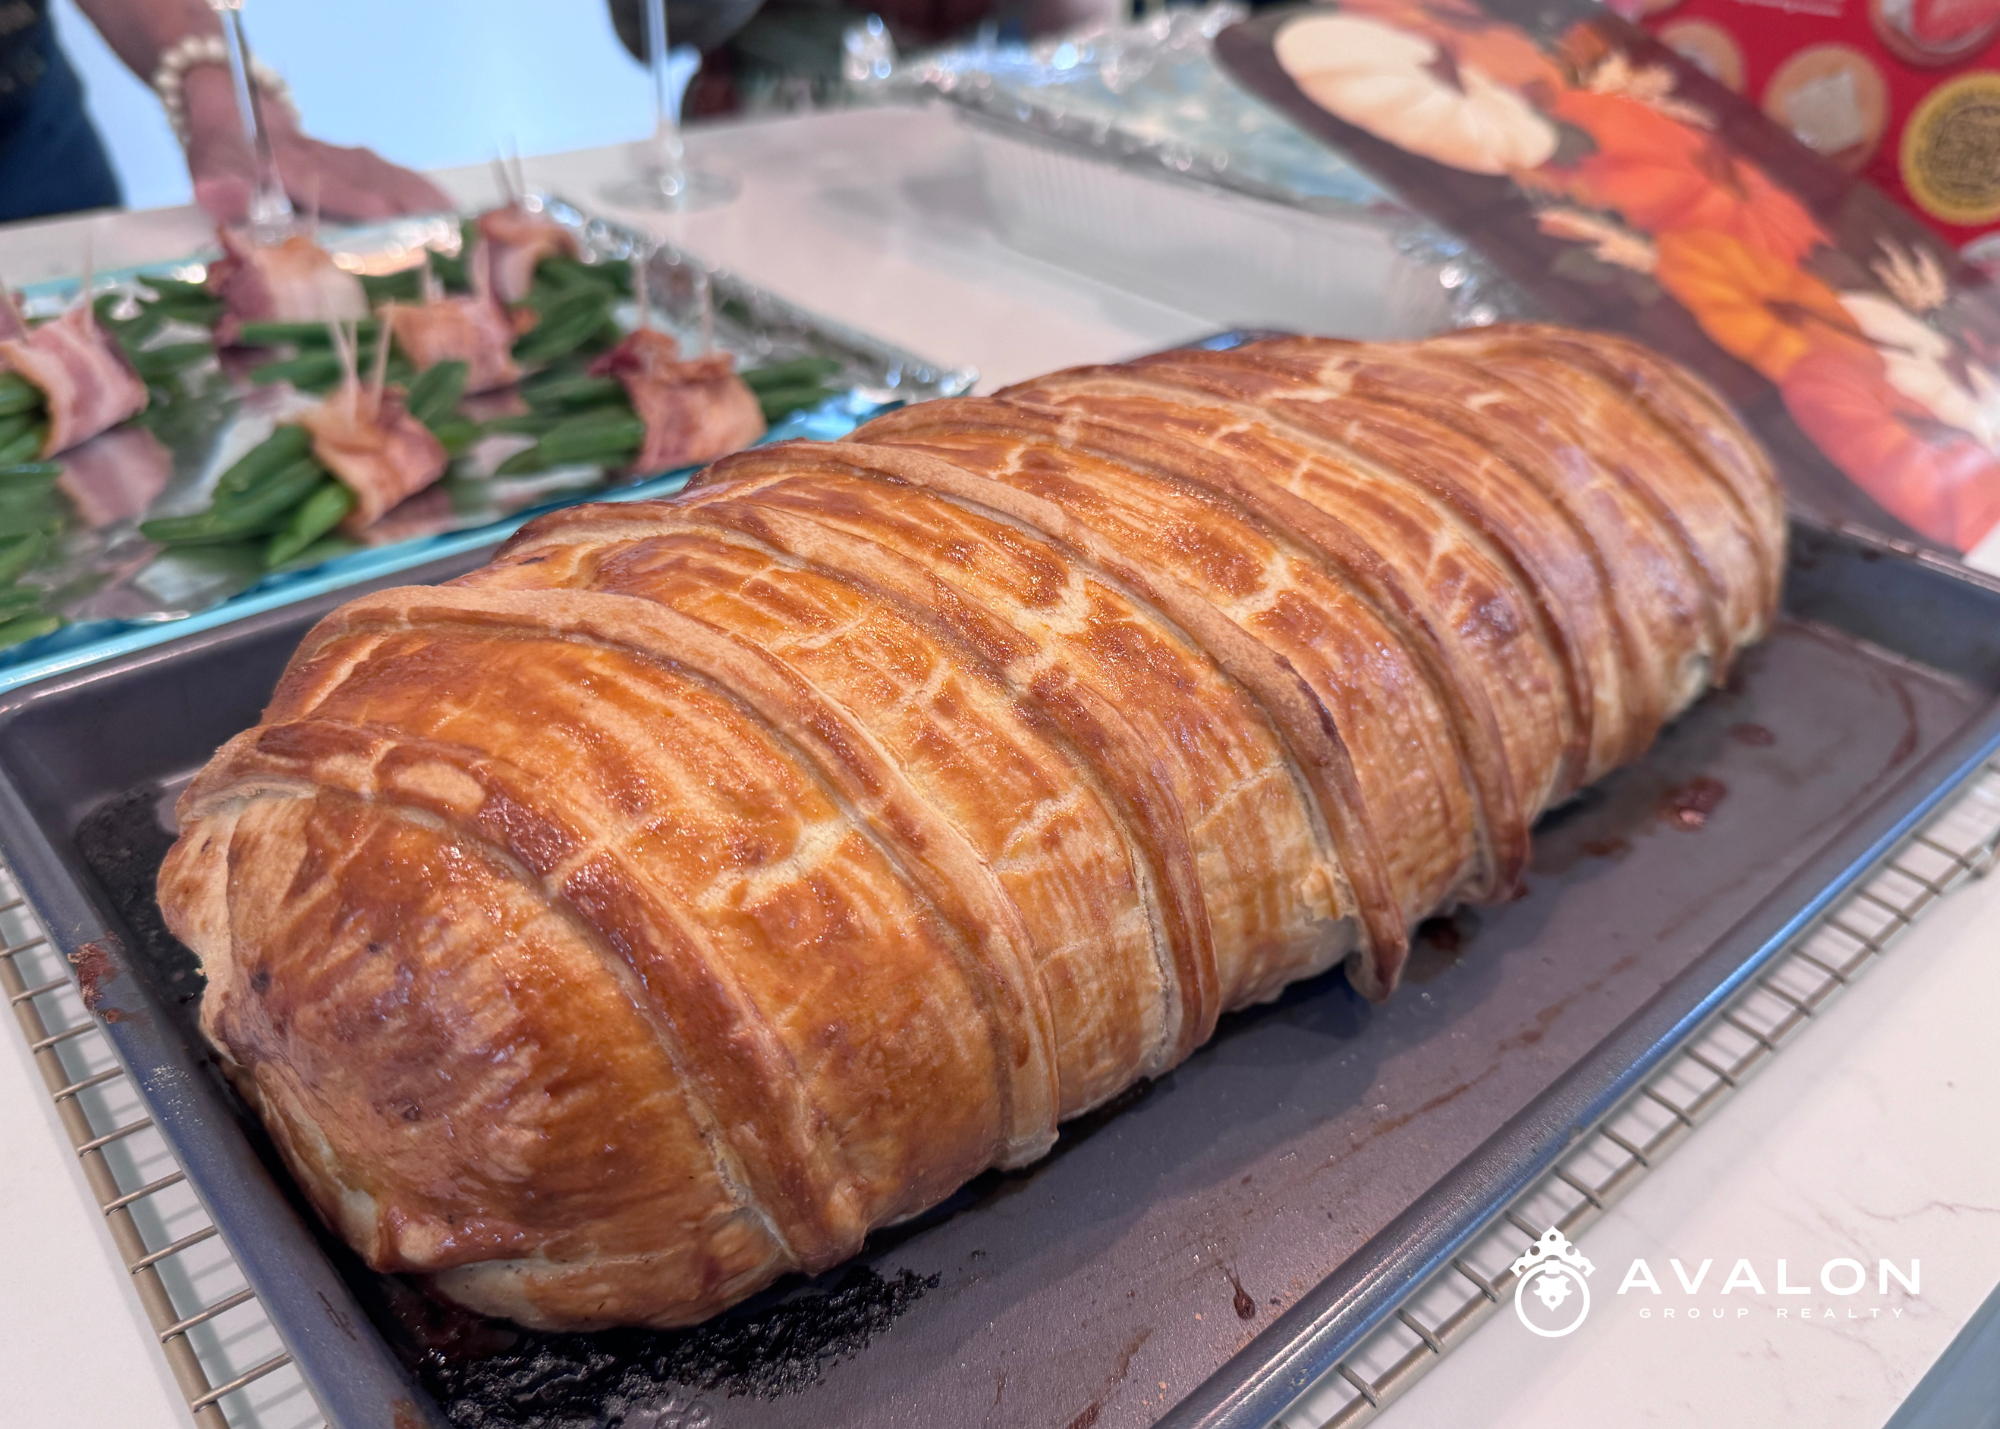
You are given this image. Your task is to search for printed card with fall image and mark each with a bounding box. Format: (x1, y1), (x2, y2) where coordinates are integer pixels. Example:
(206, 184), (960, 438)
(1216, 0), (2000, 574)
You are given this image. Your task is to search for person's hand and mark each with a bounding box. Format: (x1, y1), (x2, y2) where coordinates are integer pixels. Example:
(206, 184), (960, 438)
(181, 66), (450, 224)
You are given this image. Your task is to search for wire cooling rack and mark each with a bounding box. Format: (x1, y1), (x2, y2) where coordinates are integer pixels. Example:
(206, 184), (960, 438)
(1269, 756), (2000, 1429)
(3, 757), (1997, 1429)
(0, 868), (322, 1429)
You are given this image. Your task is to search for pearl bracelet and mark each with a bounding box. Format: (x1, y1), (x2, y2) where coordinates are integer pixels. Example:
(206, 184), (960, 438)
(150, 33), (299, 148)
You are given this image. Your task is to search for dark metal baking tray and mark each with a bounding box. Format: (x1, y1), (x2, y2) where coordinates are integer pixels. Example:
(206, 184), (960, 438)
(1, 517), (1998, 1429)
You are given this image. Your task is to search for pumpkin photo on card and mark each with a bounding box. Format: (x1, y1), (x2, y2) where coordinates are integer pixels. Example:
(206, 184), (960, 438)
(1217, 0), (2000, 573)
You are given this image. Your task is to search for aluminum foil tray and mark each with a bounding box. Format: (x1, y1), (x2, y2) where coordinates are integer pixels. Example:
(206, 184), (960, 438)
(896, 2), (1535, 334)
(0, 200), (975, 698)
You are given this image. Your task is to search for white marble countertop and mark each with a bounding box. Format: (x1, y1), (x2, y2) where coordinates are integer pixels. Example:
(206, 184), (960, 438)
(0, 104), (1994, 1429)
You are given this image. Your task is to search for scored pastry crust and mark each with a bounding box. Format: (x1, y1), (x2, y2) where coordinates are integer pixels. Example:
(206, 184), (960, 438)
(157, 330), (1783, 1330)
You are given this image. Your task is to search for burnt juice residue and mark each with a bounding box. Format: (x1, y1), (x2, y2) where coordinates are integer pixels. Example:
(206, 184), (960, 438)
(1226, 1269), (1256, 1321)
(411, 1265), (940, 1424)
(75, 786), (942, 1425)
(1418, 916), (1460, 953)
(1403, 908), (1480, 984)
(76, 786), (205, 1006)
(69, 940), (121, 1011)
(1662, 776), (1728, 832)
(1728, 723), (1776, 747)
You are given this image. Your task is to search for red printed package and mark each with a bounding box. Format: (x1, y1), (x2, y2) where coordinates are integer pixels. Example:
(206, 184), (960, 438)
(1634, 0), (2000, 259)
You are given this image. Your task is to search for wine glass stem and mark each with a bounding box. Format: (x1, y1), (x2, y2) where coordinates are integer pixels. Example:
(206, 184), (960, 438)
(209, 0), (292, 239)
(645, 0), (686, 191)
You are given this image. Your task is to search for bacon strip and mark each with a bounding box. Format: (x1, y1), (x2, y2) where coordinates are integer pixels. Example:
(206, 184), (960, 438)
(591, 330), (766, 473)
(207, 228), (368, 342)
(476, 205), (580, 306)
(57, 425), (172, 527)
(383, 295), (521, 395)
(0, 305), (149, 457)
(298, 386), (448, 532)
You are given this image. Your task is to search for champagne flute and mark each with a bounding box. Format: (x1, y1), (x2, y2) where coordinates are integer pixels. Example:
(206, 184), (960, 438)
(604, 0), (736, 212)
(207, 0), (293, 241)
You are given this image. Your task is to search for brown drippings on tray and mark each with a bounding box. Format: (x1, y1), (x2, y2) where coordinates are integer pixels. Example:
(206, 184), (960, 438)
(1581, 835), (1632, 860)
(69, 940), (120, 1012)
(1421, 918), (1460, 953)
(1662, 776), (1728, 831)
(409, 1262), (942, 1414)
(1728, 723), (1776, 747)
(1228, 1269), (1257, 1321)
(1405, 908), (1481, 983)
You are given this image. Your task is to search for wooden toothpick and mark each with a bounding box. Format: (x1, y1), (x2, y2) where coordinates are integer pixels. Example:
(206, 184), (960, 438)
(327, 319), (358, 424)
(368, 313), (393, 414)
(634, 244), (651, 331)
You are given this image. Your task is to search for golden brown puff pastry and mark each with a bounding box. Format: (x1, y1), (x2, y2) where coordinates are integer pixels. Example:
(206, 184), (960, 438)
(157, 330), (1782, 1331)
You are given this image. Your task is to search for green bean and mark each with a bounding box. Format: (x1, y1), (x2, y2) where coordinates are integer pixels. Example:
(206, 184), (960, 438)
(0, 411), (39, 451)
(0, 532), (47, 584)
(0, 585), (45, 622)
(0, 613), (61, 649)
(522, 373), (623, 412)
(215, 424), (314, 500)
(249, 350), (346, 389)
(757, 385), (838, 423)
(212, 454), (325, 518)
(97, 289), (166, 339)
(0, 502), (63, 539)
(111, 305), (169, 349)
(512, 314), (606, 367)
(148, 296), (224, 326)
(496, 412), (645, 476)
(0, 374), (43, 419)
(0, 467), (59, 501)
(142, 457), (325, 544)
(0, 424), (47, 466)
(536, 256), (629, 296)
(235, 319), (379, 349)
(540, 411), (646, 459)
(512, 291), (615, 366)
(491, 447), (552, 478)
(129, 342), (213, 382)
(264, 479), (355, 568)
(140, 274), (210, 299)
(360, 269), (422, 305)
(407, 360), (469, 431)
(740, 357), (843, 393)
(430, 246), (469, 293)
(427, 417), (478, 456)
(139, 286), (224, 325)
(284, 534), (359, 568)
(479, 412), (565, 438)
(519, 358), (589, 392)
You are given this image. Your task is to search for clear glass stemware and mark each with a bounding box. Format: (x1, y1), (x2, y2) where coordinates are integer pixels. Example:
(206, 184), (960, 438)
(206, 0), (294, 241)
(603, 0), (737, 213)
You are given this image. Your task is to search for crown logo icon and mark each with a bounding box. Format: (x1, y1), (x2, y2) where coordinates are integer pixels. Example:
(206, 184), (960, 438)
(1509, 1227), (1597, 1335)
(1510, 1227), (1595, 1281)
